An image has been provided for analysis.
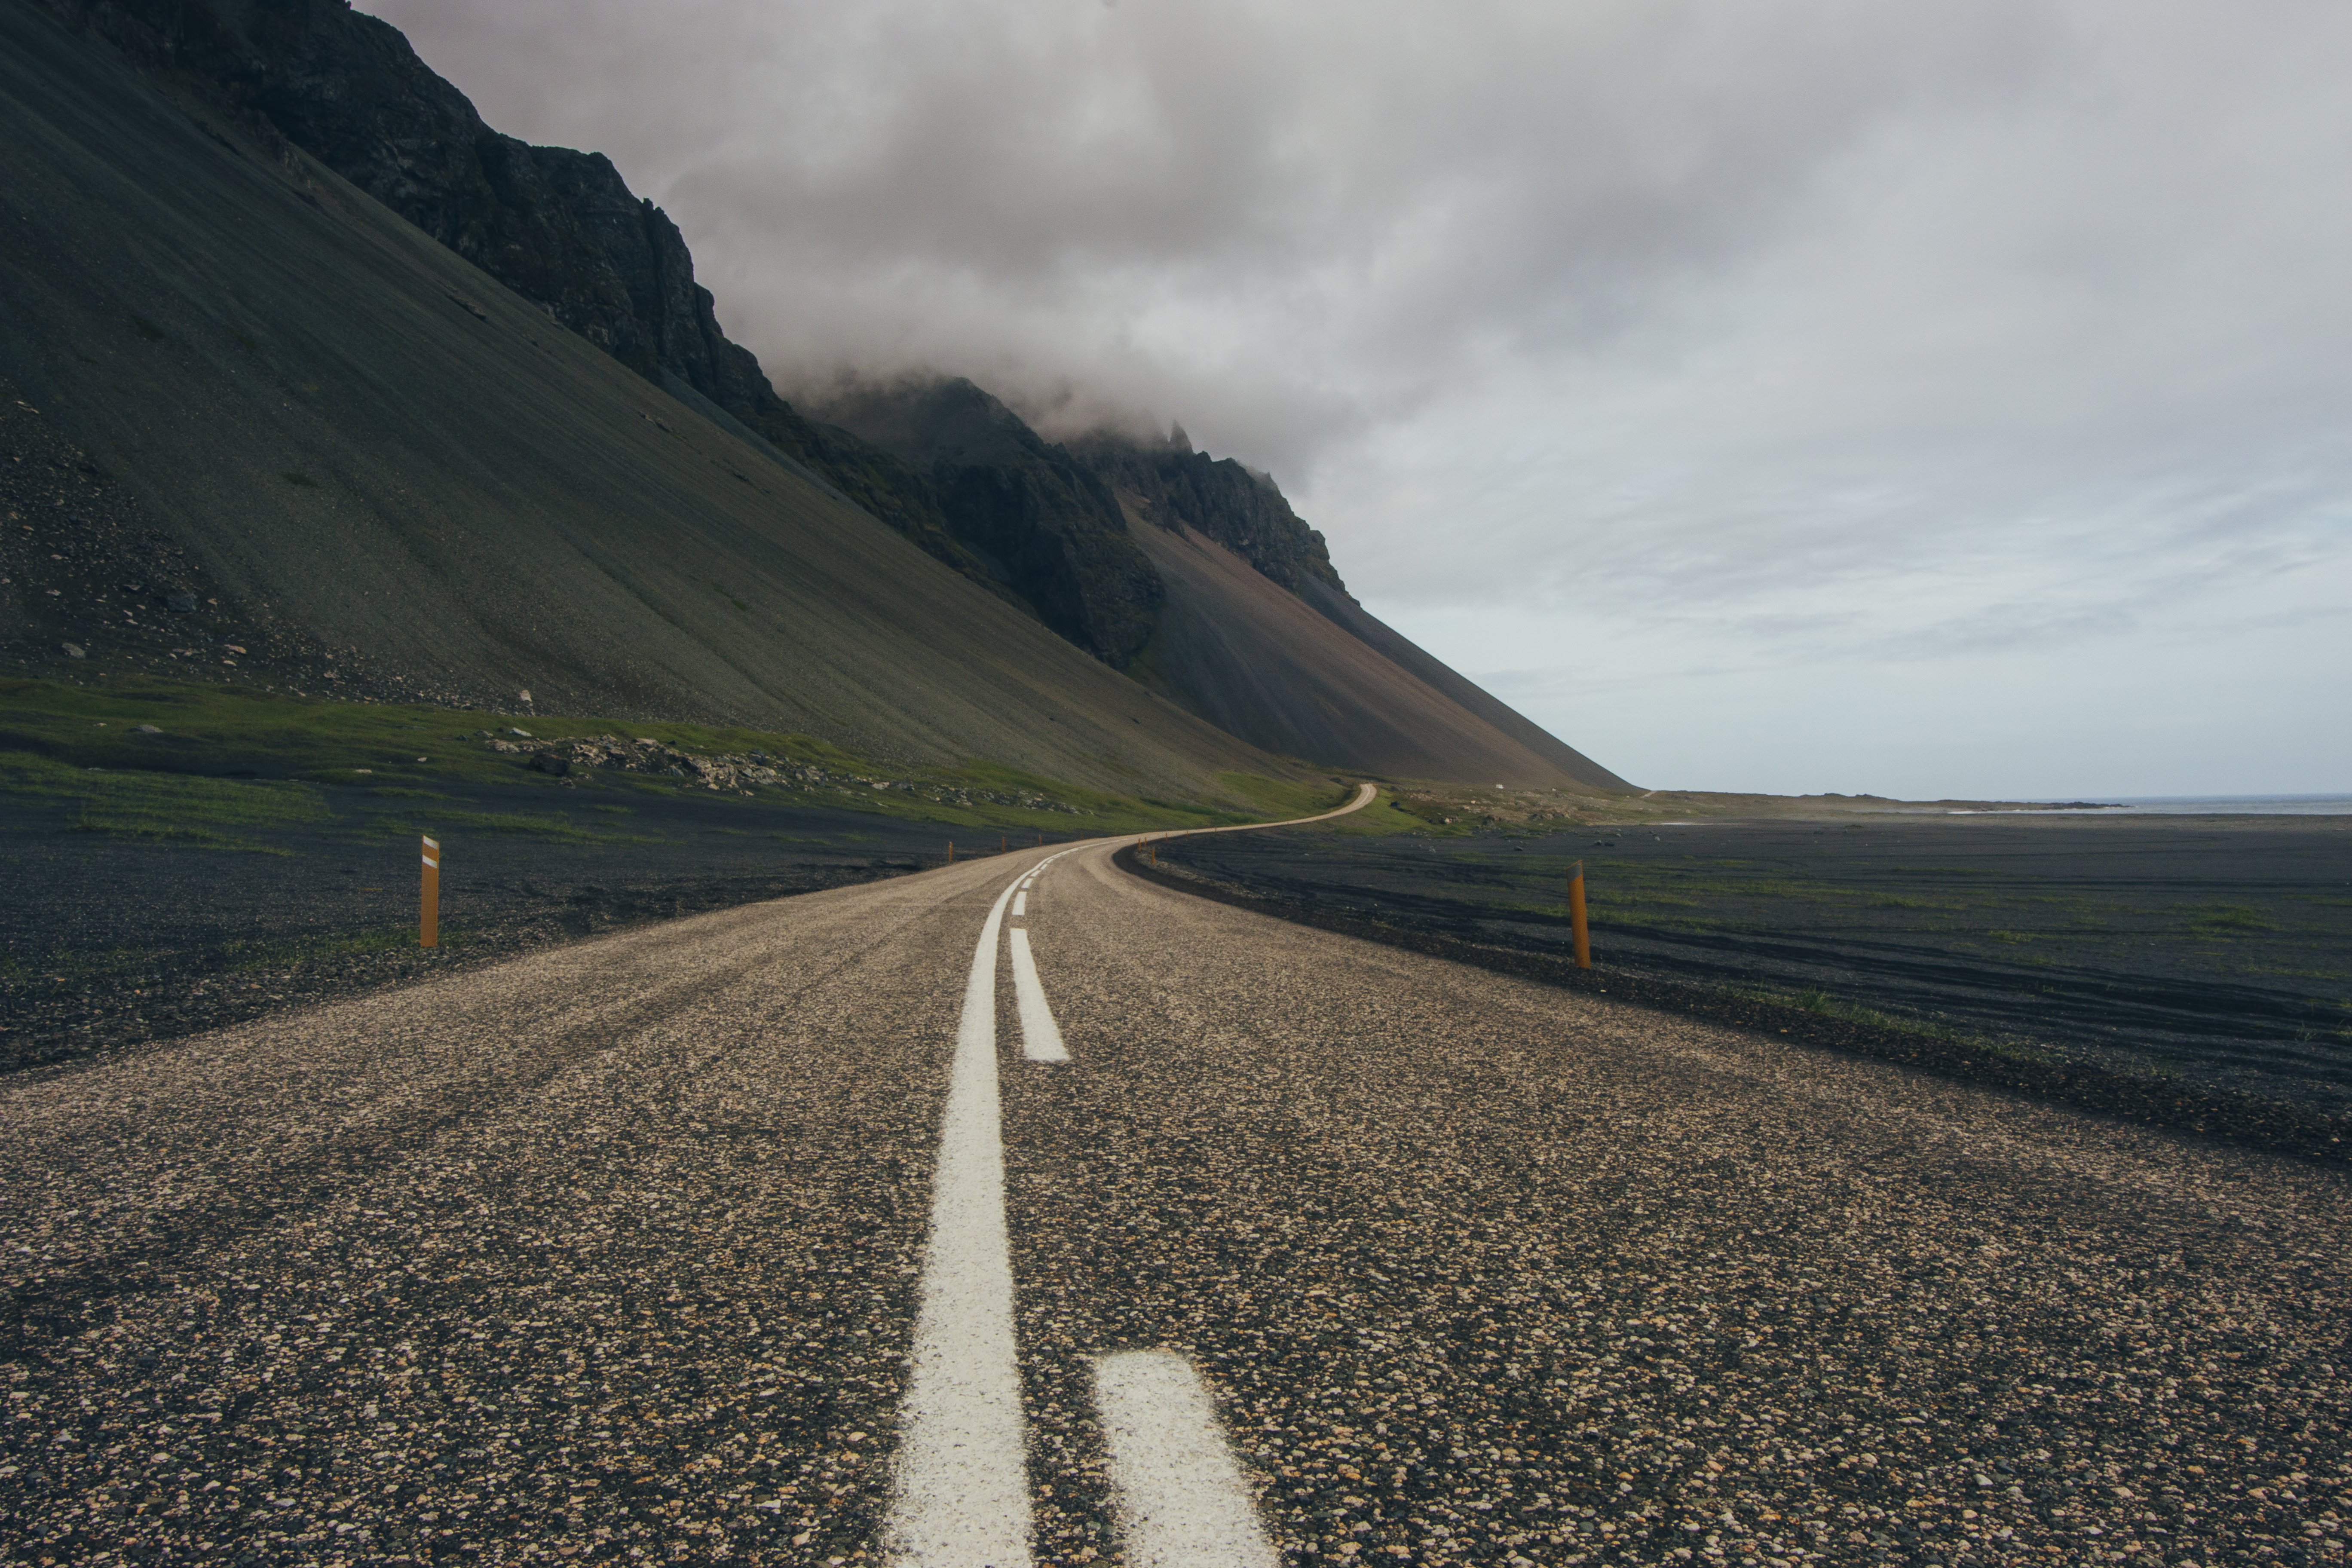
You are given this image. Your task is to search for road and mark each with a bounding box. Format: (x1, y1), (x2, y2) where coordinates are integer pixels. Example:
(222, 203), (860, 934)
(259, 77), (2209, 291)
(2, 793), (2346, 1567)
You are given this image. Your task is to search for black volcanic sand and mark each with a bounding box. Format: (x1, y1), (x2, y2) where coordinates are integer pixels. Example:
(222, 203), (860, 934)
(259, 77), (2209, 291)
(0, 778), (1041, 1074)
(1154, 814), (2352, 1121)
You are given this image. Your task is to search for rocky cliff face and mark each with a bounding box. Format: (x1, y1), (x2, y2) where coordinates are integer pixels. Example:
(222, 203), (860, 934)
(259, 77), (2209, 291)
(1067, 426), (1347, 599)
(818, 380), (1164, 666)
(37, 0), (766, 407)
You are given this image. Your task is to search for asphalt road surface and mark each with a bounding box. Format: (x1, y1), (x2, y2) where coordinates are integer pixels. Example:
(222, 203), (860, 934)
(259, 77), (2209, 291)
(4, 796), (2348, 1567)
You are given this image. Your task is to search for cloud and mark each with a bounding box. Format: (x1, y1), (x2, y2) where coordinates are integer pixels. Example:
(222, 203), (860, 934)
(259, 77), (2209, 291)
(368, 0), (2352, 793)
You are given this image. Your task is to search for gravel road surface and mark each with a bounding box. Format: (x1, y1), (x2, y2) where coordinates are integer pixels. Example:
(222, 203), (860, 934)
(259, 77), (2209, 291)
(4, 827), (2347, 1566)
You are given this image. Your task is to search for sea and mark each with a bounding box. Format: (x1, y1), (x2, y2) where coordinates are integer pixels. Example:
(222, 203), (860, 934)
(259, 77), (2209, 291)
(1956, 795), (2352, 816)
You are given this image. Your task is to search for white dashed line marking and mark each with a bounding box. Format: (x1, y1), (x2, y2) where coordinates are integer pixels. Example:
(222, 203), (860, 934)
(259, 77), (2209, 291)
(1008, 926), (1069, 1063)
(1013, 889), (1027, 917)
(1093, 1351), (1277, 1568)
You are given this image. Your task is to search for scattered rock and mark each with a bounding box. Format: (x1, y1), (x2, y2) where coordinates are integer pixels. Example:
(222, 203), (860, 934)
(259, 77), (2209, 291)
(60, 642), (84, 658)
(164, 588), (197, 612)
(528, 751), (569, 776)
(132, 723), (162, 734)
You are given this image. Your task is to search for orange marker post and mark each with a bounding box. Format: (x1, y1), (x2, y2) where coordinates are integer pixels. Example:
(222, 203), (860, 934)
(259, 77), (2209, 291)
(948, 840), (955, 864)
(1568, 858), (1590, 969)
(1000, 834), (1007, 854)
(420, 835), (441, 948)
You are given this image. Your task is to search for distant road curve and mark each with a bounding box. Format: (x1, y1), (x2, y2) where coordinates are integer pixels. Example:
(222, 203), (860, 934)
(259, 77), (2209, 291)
(2, 780), (2343, 1567)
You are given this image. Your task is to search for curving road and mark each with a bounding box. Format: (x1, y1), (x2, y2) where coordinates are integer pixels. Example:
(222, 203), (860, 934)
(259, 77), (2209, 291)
(3, 789), (2347, 1567)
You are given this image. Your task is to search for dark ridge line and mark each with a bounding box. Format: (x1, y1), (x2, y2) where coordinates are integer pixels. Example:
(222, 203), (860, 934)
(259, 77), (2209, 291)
(1111, 845), (2351, 1168)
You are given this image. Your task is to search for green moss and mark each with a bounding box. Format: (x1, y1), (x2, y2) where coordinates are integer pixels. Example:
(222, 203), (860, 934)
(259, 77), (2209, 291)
(366, 809), (662, 846)
(2186, 904), (2274, 936)
(221, 929), (422, 969)
(0, 749), (329, 853)
(1737, 982), (2055, 1063)
(0, 678), (1348, 842)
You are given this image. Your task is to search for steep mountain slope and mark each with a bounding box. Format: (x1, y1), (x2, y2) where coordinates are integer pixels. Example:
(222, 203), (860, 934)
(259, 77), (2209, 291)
(1287, 578), (1634, 791)
(0, 0), (1284, 796)
(1124, 517), (1633, 791)
(33, 0), (774, 418)
(1084, 422), (1632, 788)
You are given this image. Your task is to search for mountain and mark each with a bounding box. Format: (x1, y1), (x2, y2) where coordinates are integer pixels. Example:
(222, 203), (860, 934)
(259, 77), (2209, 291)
(831, 388), (1634, 791)
(4, 0), (1634, 793)
(0, 0), (1278, 796)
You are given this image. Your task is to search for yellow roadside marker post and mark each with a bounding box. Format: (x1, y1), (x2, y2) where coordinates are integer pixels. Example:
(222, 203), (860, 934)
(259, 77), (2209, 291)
(948, 841), (955, 864)
(420, 835), (441, 948)
(1568, 858), (1590, 969)
(1000, 834), (1006, 853)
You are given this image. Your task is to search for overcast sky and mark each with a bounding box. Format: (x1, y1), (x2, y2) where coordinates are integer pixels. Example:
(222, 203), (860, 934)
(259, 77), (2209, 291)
(373, 0), (2349, 797)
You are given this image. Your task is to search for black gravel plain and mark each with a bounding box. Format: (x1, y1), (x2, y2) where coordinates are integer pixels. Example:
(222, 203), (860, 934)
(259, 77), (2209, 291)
(1148, 817), (2352, 1128)
(0, 775), (1033, 1076)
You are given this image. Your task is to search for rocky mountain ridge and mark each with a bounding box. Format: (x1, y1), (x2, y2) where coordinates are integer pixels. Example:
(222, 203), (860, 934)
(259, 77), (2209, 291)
(34, 0), (773, 414)
(814, 379), (1164, 666)
(1066, 426), (1344, 598)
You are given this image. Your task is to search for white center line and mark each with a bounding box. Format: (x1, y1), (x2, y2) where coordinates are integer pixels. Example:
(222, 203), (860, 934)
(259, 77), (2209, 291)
(1007, 926), (1069, 1063)
(1012, 889), (1028, 917)
(1093, 1351), (1278, 1568)
(885, 868), (1032, 1568)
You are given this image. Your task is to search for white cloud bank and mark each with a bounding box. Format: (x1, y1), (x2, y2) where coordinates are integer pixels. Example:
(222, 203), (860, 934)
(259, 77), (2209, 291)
(373, 0), (2351, 795)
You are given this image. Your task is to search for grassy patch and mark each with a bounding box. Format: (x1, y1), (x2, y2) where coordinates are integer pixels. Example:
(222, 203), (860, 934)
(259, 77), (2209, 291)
(0, 677), (1354, 839)
(2187, 904), (2275, 937)
(71, 816), (291, 853)
(0, 749), (326, 852)
(1740, 983), (2056, 1064)
(367, 809), (662, 846)
(220, 928), (424, 969)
